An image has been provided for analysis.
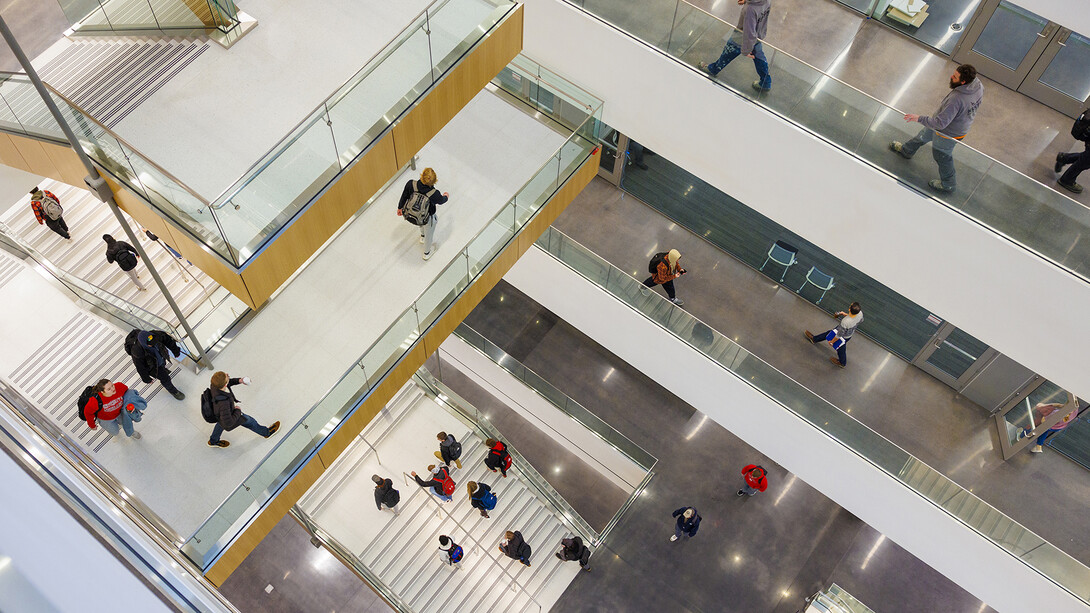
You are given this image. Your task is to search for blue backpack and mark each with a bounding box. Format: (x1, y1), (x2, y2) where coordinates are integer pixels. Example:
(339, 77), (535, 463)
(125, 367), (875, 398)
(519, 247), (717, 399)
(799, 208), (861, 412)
(481, 490), (497, 510)
(450, 545), (463, 563)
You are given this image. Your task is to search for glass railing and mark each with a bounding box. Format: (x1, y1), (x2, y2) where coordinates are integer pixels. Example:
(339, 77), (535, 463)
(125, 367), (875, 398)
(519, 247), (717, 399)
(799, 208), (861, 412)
(566, 0), (1090, 283)
(533, 225), (1090, 604)
(60, 0), (239, 35)
(179, 65), (602, 569)
(202, 0), (519, 266)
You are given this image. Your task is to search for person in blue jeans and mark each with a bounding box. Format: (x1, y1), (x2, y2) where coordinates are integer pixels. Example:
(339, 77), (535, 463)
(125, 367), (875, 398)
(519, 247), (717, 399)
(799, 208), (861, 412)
(699, 0), (773, 92)
(206, 371), (280, 448)
(805, 302), (863, 369)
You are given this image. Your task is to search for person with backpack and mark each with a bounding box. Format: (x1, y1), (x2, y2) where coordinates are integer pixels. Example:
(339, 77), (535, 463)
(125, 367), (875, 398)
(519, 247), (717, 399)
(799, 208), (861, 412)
(1055, 108), (1090, 194)
(373, 474), (401, 513)
(434, 431), (463, 469)
(81, 379), (141, 439)
(204, 371), (280, 448)
(467, 481), (496, 518)
(29, 187), (70, 240)
(397, 167), (449, 260)
(499, 530), (532, 567)
(484, 438), (511, 477)
(438, 535), (464, 568)
(412, 464), (455, 502)
(127, 329), (186, 400)
(670, 507), (701, 541)
(556, 536), (591, 571)
(642, 249), (686, 306)
(103, 234), (146, 290)
(738, 464), (768, 497)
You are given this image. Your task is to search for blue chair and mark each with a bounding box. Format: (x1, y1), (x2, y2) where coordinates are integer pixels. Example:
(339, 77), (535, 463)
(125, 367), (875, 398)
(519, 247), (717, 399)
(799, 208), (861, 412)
(797, 266), (835, 304)
(759, 240), (798, 282)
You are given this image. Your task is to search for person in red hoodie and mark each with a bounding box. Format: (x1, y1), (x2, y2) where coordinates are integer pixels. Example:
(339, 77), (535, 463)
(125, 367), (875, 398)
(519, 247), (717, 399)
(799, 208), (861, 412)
(84, 379), (140, 439)
(738, 464), (767, 497)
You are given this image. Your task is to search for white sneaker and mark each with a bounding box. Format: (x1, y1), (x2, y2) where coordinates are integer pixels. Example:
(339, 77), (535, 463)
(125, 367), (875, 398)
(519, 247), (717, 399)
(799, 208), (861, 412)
(669, 535), (678, 542)
(423, 244), (438, 261)
(670, 297), (685, 307)
(130, 431), (141, 440)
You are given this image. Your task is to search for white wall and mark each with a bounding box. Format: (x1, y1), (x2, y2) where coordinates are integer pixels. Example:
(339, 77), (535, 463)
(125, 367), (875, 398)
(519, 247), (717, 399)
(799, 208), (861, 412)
(506, 245), (1089, 613)
(1016, 0), (1090, 38)
(522, 0), (1090, 401)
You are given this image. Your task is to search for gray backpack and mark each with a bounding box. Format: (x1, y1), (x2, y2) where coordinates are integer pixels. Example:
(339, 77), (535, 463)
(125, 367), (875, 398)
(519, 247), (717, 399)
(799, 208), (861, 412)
(403, 187), (435, 226)
(41, 194), (63, 221)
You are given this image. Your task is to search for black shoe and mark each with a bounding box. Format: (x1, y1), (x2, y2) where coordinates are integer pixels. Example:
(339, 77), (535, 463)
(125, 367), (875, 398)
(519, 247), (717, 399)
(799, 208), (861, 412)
(208, 440), (230, 448)
(635, 161), (649, 170)
(1058, 180), (1084, 194)
(171, 390), (185, 400)
(737, 490), (745, 496)
(555, 553), (564, 561)
(1055, 153), (1066, 174)
(264, 421), (281, 438)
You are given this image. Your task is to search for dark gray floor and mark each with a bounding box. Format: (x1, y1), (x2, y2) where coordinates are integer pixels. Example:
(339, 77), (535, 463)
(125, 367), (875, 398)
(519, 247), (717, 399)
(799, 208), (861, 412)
(553, 177), (1090, 567)
(466, 279), (994, 613)
(0, 1), (70, 72)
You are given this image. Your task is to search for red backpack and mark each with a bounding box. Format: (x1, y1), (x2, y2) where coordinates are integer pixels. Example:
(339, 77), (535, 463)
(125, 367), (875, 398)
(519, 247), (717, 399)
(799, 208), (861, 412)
(437, 466), (456, 496)
(491, 442), (512, 470)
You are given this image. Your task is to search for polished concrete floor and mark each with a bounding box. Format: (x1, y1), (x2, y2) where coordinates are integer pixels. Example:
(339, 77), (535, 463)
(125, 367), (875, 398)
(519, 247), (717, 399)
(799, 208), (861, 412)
(0, 0), (69, 72)
(552, 176), (1090, 568)
(464, 279), (994, 613)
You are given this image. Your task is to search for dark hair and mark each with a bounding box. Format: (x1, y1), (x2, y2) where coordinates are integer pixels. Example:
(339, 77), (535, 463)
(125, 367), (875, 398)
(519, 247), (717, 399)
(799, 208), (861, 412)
(93, 378), (111, 395)
(29, 187), (39, 195)
(372, 474), (384, 486)
(956, 64), (977, 85)
(437, 431), (447, 441)
(485, 438), (498, 447)
(438, 535), (450, 546)
(849, 302), (862, 315)
(102, 234), (115, 243)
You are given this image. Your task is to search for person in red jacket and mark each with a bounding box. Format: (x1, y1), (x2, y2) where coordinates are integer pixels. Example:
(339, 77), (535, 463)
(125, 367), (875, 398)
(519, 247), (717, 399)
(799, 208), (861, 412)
(484, 438), (511, 477)
(738, 464), (767, 497)
(29, 186), (70, 240)
(83, 379), (140, 439)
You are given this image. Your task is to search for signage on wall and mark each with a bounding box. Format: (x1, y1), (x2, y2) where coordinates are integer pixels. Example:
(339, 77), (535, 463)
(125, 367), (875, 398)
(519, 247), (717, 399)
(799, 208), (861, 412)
(926, 314), (942, 326)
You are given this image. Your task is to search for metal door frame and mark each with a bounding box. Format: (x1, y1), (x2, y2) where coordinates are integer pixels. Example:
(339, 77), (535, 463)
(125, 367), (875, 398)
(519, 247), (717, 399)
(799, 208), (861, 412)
(952, 0), (1060, 90)
(993, 380), (1075, 459)
(910, 322), (997, 389)
(597, 131), (627, 185)
(1018, 27), (1090, 117)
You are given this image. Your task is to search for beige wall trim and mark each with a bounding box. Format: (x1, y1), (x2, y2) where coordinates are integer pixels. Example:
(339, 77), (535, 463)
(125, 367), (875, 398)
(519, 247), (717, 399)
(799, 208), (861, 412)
(203, 146), (599, 585)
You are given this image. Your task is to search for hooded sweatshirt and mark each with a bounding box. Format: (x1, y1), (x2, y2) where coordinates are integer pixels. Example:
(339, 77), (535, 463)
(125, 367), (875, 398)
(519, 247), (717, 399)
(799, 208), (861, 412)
(919, 78), (984, 138)
(737, 0), (771, 56)
(653, 249), (684, 285)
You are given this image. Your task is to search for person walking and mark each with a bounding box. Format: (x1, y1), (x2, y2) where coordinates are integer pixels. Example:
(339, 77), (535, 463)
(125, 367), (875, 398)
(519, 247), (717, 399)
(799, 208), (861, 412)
(397, 167), (449, 260)
(1055, 107), (1090, 194)
(412, 464), (456, 503)
(82, 379), (141, 439)
(643, 249), (687, 306)
(1030, 404), (1080, 454)
(805, 301), (863, 369)
(438, 535), (464, 568)
(103, 234), (146, 290)
(435, 431), (463, 469)
(373, 474), (401, 513)
(698, 0), (773, 92)
(126, 329), (186, 400)
(484, 438), (511, 477)
(29, 186), (70, 240)
(204, 372), (280, 448)
(890, 64), (983, 193)
(467, 481), (496, 518)
(556, 536), (591, 571)
(738, 464), (768, 497)
(670, 507), (701, 541)
(499, 530), (532, 567)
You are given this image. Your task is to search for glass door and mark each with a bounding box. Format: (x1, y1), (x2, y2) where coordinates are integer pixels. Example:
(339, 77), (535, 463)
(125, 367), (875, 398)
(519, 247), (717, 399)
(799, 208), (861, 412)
(911, 323), (995, 388)
(1019, 29), (1090, 117)
(952, 0), (1058, 90)
(994, 379), (1072, 459)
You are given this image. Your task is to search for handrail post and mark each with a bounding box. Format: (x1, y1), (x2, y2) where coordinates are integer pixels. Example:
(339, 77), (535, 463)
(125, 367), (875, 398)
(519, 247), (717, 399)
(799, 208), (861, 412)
(0, 16), (212, 369)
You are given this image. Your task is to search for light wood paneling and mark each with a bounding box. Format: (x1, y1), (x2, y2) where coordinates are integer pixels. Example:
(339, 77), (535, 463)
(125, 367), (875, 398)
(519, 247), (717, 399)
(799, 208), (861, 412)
(392, 6), (524, 167)
(42, 142), (88, 187)
(10, 137), (58, 179)
(0, 133), (30, 169)
(239, 133), (398, 304)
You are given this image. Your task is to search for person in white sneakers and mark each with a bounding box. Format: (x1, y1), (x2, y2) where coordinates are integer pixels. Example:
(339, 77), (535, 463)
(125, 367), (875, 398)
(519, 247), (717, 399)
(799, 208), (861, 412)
(205, 372), (279, 448)
(397, 167), (449, 260)
(671, 507), (700, 542)
(643, 249), (687, 307)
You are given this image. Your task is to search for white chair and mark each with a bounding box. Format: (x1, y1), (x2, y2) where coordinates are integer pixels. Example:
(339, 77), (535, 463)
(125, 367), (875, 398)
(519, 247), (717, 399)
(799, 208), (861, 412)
(797, 266), (835, 304)
(760, 240), (798, 282)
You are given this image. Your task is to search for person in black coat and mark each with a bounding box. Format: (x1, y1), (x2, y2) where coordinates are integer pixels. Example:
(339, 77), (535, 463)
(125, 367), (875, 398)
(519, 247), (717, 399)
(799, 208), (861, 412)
(1056, 110), (1090, 193)
(396, 167), (449, 260)
(206, 371), (280, 448)
(556, 536), (591, 571)
(671, 507), (701, 542)
(373, 475), (400, 513)
(103, 234), (146, 290)
(126, 329), (186, 400)
(435, 431), (462, 469)
(484, 438), (510, 477)
(467, 481), (494, 518)
(499, 530), (532, 567)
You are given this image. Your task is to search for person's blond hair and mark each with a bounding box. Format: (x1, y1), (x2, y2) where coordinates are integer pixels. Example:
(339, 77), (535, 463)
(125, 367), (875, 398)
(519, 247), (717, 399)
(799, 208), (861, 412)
(210, 371), (229, 389)
(420, 167), (437, 186)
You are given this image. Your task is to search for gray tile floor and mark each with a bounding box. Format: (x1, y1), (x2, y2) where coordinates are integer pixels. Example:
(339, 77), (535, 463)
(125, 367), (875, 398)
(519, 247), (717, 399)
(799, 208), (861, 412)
(551, 176), (1090, 568)
(0, 1), (70, 72)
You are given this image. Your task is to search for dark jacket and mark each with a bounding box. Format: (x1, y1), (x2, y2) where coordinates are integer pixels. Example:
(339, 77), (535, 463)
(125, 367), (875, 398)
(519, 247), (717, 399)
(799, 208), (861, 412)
(470, 483), (493, 510)
(375, 478), (399, 510)
(414, 466), (451, 497)
(105, 238), (139, 271)
(673, 507), (701, 537)
(485, 441), (510, 474)
(127, 329), (181, 382)
(560, 536), (590, 563)
(439, 433), (461, 465)
(210, 377), (245, 431)
(397, 180), (448, 217)
(500, 531), (532, 561)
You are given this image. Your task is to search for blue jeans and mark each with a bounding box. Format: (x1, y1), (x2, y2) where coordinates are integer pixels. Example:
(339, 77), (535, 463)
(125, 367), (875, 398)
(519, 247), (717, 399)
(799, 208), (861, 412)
(1037, 428), (1059, 446)
(706, 35), (772, 90)
(900, 128), (959, 190)
(98, 409), (136, 437)
(210, 413), (269, 443)
(812, 330), (848, 366)
(431, 489), (453, 503)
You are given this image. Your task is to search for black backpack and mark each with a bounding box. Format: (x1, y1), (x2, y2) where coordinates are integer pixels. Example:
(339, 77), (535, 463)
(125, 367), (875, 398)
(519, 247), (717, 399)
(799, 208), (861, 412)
(200, 389), (217, 424)
(124, 329), (140, 356)
(1072, 108), (1090, 141)
(383, 486), (401, 507)
(77, 386), (101, 426)
(116, 247), (138, 270)
(449, 439), (462, 460)
(648, 252), (667, 274)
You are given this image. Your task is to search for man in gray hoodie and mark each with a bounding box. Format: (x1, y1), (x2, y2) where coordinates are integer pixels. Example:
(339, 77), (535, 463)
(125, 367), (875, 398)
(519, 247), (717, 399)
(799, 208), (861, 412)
(890, 64), (984, 193)
(700, 0), (772, 92)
